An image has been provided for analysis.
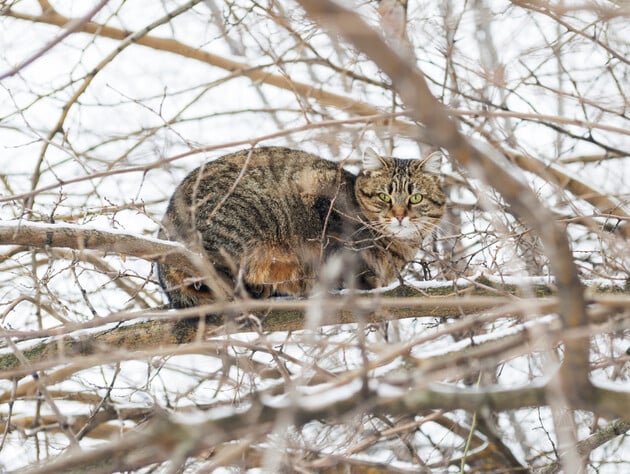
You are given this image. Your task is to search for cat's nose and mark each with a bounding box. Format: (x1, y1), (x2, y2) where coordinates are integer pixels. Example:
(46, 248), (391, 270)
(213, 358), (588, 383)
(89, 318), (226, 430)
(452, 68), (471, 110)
(392, 207), (405, 223)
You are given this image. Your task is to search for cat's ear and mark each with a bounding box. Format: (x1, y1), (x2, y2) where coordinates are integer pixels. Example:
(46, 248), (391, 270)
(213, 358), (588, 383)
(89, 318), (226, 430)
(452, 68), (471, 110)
(362, 148), (389, 172)
(417, 151), (442, 174)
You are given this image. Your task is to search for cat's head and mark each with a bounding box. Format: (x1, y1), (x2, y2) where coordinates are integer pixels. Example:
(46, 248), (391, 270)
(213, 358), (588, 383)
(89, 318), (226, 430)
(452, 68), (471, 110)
(355, 148), (446, 241)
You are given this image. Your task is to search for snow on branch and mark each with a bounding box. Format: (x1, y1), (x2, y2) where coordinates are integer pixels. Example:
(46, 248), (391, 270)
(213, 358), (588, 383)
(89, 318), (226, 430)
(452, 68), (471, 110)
(0, 221), (201, 275)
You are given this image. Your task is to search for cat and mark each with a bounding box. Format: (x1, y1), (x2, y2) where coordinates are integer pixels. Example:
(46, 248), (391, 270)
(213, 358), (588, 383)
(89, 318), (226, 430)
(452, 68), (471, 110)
(157, 146), (445, 308)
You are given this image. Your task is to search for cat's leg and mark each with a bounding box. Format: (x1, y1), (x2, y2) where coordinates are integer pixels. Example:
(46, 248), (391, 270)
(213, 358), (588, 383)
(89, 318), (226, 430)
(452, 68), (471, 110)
(158, 265), (215, 309)
(157, 263), (233, 342)
(335, 247), (391, 290)
(243, 243), (314, 297)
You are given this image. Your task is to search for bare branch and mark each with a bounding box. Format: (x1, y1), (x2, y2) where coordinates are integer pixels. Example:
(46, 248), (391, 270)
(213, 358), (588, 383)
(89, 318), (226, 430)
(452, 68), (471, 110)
(0, 0), (110, 81)
(295, 0), (591, 407)
(4, 2), (626, 226)
(0, 221), (200, 276)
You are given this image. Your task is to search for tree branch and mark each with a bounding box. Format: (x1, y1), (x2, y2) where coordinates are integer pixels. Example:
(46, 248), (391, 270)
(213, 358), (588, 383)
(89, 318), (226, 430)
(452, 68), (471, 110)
(294, 0), (591, 406)
(0, 221), (200, 275)
(0, 0), (110, 81)
(4, 4), (629, 231)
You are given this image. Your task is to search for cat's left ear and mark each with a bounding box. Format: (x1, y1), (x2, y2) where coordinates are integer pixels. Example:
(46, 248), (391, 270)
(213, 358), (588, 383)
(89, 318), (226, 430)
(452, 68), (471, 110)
(362, 147), (390, 173)
(416, 151), (442, 174)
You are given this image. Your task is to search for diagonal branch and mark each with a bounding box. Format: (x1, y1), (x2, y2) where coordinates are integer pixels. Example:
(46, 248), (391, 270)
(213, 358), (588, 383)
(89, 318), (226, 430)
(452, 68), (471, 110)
(0, 0), (110, 81)
(294, 0), (591, 409)
(23, 0), (204, 214)
(4, 4), (629, 231)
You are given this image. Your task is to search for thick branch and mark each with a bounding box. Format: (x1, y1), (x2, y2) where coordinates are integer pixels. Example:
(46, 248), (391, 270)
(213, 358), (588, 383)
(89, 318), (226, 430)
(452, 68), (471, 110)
(0, 221), (200, 275)
(295, 0), (591, 408)
(2, 289), (628, 378)
(15, 381), (550, 474)
(19, 370), (630, 474)
(0, 290), (532, 377)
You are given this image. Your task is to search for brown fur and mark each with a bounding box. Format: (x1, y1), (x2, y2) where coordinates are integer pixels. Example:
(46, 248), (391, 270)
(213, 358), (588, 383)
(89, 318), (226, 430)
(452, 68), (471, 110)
(158, 146), (445, 308)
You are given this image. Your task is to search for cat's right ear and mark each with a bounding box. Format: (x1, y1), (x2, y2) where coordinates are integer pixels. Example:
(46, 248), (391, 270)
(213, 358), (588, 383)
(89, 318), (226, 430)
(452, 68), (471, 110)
(419, 151), (442, 174)
(362, 148), (388, 173)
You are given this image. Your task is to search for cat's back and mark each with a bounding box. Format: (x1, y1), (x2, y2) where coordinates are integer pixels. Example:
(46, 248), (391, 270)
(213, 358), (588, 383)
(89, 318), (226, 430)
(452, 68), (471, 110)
(175, 146), (341, 202)
(162, 146), (352, 248)
(159, 147), (355, 304)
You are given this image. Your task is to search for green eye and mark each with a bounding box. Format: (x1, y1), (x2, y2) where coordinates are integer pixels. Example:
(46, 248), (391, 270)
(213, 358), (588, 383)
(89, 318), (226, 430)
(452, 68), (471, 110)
(378, 192), (391, 203)
(409, 193), (423, 204)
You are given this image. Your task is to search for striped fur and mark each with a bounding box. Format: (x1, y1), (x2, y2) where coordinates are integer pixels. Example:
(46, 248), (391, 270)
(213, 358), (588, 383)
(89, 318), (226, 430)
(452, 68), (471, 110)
(158, 146), (445, 308)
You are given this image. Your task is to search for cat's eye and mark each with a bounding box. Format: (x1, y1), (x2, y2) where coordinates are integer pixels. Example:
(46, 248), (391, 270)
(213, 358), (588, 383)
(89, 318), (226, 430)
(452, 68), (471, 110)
(409, 193), (423, 204)
(378, 192), (391, 203)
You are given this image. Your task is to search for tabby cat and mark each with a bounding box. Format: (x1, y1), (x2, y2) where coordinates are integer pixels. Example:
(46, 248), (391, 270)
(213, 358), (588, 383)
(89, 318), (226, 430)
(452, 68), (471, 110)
(158, 146), (445, 308)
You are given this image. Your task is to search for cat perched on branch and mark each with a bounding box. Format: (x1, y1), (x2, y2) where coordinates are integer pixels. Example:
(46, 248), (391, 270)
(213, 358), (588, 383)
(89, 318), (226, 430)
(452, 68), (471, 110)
(158, 146), (445, 308)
